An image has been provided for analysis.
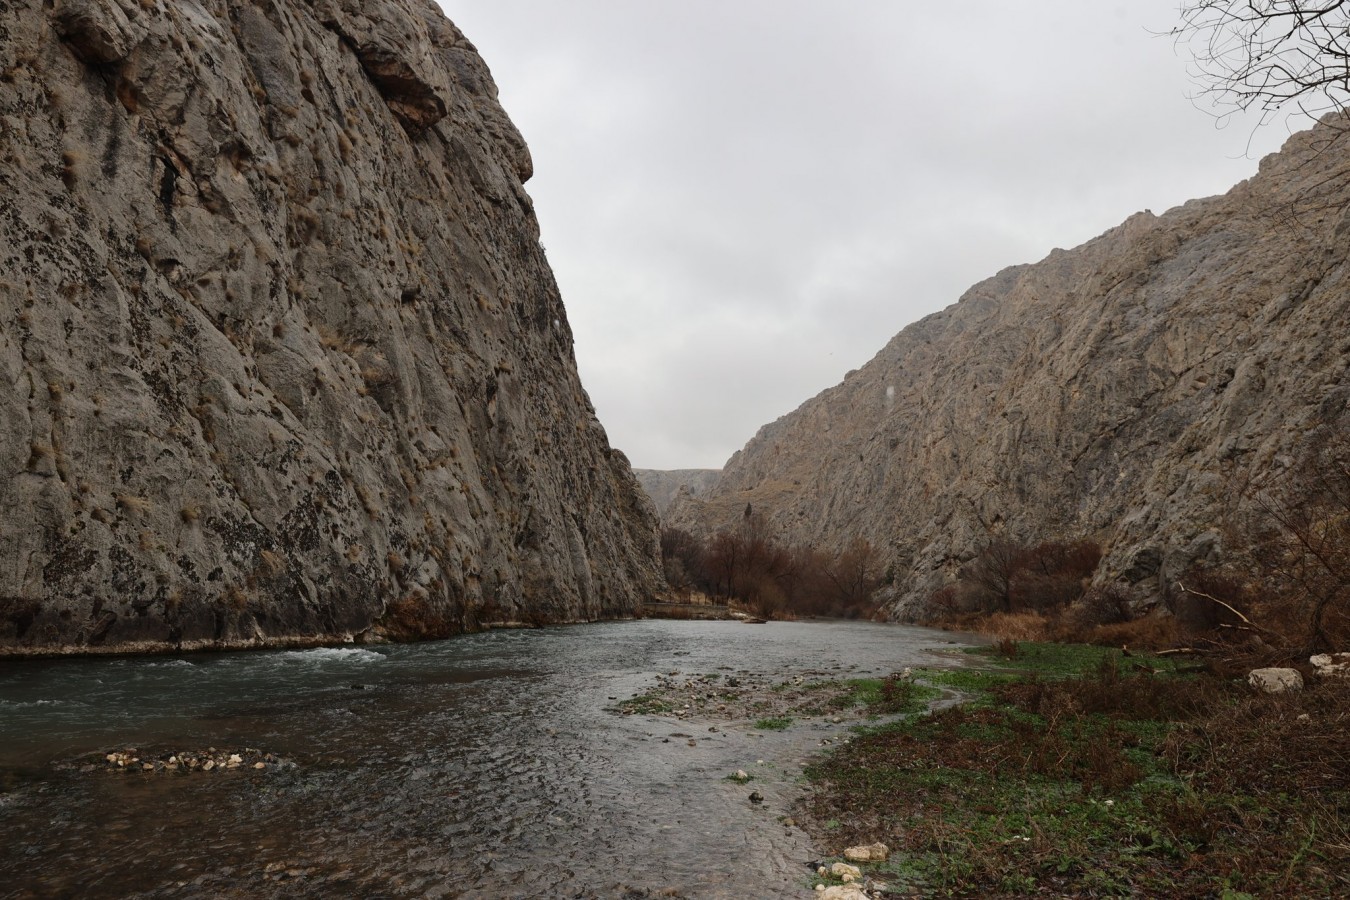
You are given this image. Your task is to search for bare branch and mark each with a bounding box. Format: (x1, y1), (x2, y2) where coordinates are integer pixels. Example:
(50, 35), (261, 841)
(1175, 1), (1350, 123)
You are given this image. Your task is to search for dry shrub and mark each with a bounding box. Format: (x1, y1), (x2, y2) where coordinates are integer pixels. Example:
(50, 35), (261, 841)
(1161, 677), (1350, 798)
(1079, 613), (1181, 651)
(1073, 583), (1133, 627)
(974, 611), (1055, 642)
(381, 594), (454, 640)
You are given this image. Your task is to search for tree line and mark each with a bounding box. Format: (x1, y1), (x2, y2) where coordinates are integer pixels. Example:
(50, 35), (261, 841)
(660, 510), (883, 619)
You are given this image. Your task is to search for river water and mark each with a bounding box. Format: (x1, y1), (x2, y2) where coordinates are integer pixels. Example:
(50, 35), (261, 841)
(0, 620), (974, 899)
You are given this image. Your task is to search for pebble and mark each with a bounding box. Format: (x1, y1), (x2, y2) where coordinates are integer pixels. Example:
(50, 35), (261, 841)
(748, 791), (764, 804)
(91, 747), (284, 776)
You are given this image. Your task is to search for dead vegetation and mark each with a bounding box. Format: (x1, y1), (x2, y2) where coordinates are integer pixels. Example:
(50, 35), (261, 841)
(801, 643), (1350, 898)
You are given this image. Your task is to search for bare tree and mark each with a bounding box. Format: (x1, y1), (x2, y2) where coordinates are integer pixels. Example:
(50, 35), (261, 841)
(1174, 2), (1350, 122)
(1247, 426), (1350, 653)
(825, 538), (884, 614)
(963, 539), (1030, 614)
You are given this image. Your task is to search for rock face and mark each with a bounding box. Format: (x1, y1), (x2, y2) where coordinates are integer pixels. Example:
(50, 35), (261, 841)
(670, 120), (1350, 618)
(0, 0), (662, 654)
(633, 468), (720, 518)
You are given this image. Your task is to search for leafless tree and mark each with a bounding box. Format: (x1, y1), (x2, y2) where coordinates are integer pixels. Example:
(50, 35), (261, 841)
(1174, 2), (1350, 122)
(825, 538), (884, 611)
(1248, 426), (1350, 653)
(963, 539), (1030, 614)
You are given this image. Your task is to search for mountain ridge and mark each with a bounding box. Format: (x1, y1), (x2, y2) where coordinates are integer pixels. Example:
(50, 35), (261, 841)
(669, 119), (1350, 618)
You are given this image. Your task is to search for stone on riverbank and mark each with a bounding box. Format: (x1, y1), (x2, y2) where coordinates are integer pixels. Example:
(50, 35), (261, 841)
(1311, 653), (1350, 679)
(843, 842), (889, 862)
(1247, 668), (1303, 693)
(91, 747), (285, 774)
(817, 883), (870, 899)
(829, 862), (862, 880)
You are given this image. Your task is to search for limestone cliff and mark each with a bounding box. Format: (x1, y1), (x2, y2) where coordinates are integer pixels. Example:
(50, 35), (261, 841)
(0, 0), (662, 654)
(633, 469), (720, 518)
(669, 120), (1350, 618)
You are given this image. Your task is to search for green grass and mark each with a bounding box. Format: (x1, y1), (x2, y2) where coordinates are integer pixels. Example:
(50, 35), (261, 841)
(753, 716), (793, 731)
(614, 693), (675, 715)
(800, 643), (1350, 898)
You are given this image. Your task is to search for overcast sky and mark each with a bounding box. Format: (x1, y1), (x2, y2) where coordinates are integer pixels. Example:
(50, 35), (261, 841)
(441, 1), (1304, 471)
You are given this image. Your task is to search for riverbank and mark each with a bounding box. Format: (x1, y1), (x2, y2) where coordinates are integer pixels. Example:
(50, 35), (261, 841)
(796, 641), (1350, 898)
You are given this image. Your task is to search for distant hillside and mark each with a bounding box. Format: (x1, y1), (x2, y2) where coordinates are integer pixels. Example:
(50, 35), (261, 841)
(634, 469), (721, 517)
(669, 119), (1350, 619)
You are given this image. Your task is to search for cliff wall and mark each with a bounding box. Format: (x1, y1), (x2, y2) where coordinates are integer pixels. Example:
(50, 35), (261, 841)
(634, 469), (720, 518)
(670, 122), (1350, 618)
(0, 0), (662, 654)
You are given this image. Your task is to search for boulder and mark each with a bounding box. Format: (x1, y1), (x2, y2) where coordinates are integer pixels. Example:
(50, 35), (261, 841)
(829, 862), (862, 881)
(819, 886), (870, 900)
(1310, 653), (1350, 678)
(1247, 668), (1304, 693)
(843, 842), (889, 862)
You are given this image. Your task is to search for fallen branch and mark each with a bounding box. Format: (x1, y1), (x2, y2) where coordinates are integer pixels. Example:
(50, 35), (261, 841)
(1176, 582), (1256, 626)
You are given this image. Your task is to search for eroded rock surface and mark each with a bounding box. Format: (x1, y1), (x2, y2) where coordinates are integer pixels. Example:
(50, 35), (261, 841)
(0, 0), (661, 654)
(670, 121), (1350, 618)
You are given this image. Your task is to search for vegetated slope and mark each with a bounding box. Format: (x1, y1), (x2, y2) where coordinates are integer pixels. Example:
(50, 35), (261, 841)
(633, 468), (720, 517)
(669, 119), (1350, 619)
(0, 0), (662, 654)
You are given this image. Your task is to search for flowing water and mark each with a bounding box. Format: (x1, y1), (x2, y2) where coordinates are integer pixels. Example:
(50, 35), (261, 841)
(0, 619), (975, 899)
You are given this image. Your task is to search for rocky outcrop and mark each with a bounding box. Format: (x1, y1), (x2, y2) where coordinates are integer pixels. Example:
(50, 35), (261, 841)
(670, 120), (1350, 618)
(633, 468), (720, 518)
(0, 0), (662, 654)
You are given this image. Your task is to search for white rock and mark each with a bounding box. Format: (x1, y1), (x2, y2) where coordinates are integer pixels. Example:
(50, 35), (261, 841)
(844, 841), (890, 862)
(819, 885), (870, 900)
(830, 862), (863, 881)
(1310, 652), (1350, 678)
(1247, 667), (1304, 693)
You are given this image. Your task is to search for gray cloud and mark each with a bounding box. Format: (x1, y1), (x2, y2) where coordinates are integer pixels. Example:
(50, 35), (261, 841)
(443, 1), (1301, 469)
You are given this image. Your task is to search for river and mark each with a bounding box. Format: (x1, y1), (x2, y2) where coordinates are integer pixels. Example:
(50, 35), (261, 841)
(0, 619), (975, 899)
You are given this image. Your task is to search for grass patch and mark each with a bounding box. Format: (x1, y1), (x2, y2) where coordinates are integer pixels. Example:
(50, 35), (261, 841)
(753, 716), (793, 731)
(614, 693), (676, 716)
(801, 644), (1350, 898)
